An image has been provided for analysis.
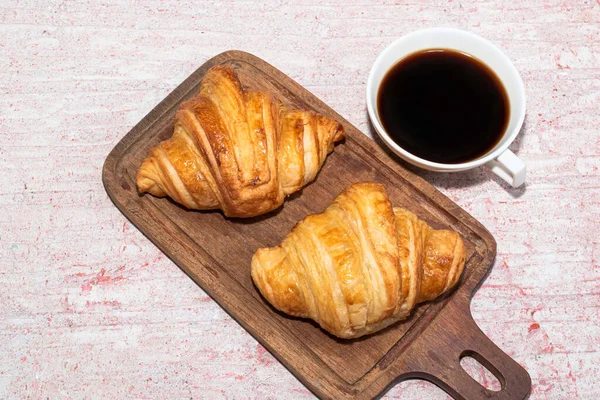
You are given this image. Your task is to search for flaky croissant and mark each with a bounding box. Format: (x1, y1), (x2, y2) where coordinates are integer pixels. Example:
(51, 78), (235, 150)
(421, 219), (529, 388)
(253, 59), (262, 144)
(136, 65), (345, 218)
(251, 182), (466, 339)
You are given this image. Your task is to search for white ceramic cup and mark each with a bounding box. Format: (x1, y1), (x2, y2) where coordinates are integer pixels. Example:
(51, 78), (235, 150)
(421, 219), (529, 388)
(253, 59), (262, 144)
(366, 27), (526, 187)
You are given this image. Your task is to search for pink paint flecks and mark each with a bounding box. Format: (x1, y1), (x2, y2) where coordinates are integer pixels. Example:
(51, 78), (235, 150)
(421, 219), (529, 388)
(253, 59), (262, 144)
(81, 267), (126, 293)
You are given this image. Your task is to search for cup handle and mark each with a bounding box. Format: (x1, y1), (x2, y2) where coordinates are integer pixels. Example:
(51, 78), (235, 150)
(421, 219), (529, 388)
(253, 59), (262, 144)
(485, 149), (526, 187)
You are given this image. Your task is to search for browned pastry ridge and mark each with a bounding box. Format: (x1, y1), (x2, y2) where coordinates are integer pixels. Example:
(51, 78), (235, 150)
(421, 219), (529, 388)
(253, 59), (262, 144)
(251, 182), (466, 339)
(136, 65), (345, 217)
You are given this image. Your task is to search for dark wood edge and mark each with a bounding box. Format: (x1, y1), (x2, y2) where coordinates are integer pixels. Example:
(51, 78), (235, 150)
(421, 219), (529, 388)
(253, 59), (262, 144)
(101, 50), (524, 400)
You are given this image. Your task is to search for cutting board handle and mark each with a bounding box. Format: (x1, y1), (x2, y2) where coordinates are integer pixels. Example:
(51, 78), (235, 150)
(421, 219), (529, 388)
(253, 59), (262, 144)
(408, 301), (532, 400)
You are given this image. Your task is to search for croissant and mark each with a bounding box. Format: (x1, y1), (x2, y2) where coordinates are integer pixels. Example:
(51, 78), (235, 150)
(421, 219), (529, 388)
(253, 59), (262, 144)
(136, 65), (345, 218)
(251, 182), (466, 339)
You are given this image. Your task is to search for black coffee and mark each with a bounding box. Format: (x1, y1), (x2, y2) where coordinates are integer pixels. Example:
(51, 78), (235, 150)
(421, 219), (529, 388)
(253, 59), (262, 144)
(377, 49), (509, 164)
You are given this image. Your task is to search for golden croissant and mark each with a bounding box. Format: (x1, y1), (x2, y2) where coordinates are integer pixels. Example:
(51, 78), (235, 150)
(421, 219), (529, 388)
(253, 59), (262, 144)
(251, 182), (466, 339)
(136, 65), (345, 218)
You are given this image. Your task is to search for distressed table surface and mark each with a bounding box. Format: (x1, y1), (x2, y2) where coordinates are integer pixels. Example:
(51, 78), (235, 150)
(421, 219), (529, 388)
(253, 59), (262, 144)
(1, 1), (599, 399)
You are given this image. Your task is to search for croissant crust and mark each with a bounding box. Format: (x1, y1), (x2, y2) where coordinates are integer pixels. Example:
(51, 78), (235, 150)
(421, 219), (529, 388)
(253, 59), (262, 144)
(251, 182), (466, 339)
(136, 65), (345, 217)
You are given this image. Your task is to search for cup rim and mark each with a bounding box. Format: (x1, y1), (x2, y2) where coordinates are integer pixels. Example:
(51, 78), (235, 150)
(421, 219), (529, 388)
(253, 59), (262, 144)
(366, 27), (526, 171)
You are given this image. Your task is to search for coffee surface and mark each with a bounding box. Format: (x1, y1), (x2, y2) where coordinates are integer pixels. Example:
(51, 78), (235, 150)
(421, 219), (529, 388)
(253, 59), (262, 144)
(377, 49), (509, 164)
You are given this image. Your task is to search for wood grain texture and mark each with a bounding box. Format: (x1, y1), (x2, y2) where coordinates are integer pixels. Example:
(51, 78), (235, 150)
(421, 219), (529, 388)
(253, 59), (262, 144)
(102, 51), (530, 399)
(1, 1), (599, 399)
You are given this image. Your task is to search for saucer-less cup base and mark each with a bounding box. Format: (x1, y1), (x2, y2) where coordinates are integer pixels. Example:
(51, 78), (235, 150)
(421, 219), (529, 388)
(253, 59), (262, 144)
(366, 28), (526, 187)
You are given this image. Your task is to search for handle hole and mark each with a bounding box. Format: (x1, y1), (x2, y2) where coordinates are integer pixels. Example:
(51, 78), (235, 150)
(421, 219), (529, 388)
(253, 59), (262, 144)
(460, 351), (503, 392)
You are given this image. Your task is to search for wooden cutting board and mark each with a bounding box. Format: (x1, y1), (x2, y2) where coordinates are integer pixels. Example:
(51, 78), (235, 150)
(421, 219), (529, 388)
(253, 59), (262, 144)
(102, 51), (531, 400)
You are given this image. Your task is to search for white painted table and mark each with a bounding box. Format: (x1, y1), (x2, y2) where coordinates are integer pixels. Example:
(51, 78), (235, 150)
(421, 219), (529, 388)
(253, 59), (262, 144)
(1, 1), (599, 398)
